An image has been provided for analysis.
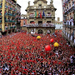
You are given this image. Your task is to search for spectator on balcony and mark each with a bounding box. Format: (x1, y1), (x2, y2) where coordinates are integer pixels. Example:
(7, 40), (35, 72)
(70, 17), (74, 26)
(66, 19), (69, 25)
(69, 19), (71, 25)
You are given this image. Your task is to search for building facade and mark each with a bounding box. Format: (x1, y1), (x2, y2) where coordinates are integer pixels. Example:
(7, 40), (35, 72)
(16, 4), (21, 29)
(62, 0), (75, 46)
(0, 0), (21, 35)
(26, 0), (56, 24)
(22, 0), (57, 34)
(55, 17), (63, 33)
(21, 14), (27, 27)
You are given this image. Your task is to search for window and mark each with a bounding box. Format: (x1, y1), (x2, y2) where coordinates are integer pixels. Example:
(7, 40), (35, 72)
(23, 20), (25, 25)
(47, 21), (51, 23)
(30, 21), (34, 23)
(39, 4), (42, 6)
(48, 12), (50, 14)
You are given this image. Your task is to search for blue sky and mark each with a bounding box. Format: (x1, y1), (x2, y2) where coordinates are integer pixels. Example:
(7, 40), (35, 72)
(17, 0), (63, 21)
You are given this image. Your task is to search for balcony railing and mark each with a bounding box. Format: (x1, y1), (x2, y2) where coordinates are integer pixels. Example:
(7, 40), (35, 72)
(5, 5), (8, 8)
(6, 0), (16, 7)
(5, 12), (16, 17)
(5, 20), (15, 23)
(5, 26), (8, 30)
(5, 5), (17, 12)
(64, 4), (74, 14)
(0, 20), (2, 23)
(0, 5), (2, 8)
(0, 13), (1, 15)
(29, 15), (54, 18)
(64, 24), (74, 28)
(12, 25), (16, 28)
(10, 26), (13, 29)
(8, 13), (12, 16)
(25, 23), (55, 27)
(28, 6), (53, 10)
(65, 0), (70, 4)
(5, 19), (8, 22)
(5, 13), (8, 15)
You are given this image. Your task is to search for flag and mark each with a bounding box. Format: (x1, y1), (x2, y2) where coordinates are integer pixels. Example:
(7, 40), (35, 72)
(43, 11), (45, 17)
(40, 11), (42, 19)
(36, 11), (38, 18)
(35, 11), (37, 18)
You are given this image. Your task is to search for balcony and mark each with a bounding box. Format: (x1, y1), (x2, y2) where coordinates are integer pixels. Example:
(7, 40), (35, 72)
(6, 0), (16, 7)
(5, 20), (15, 23)
(5, 26), (8, 30)
(64, 4), (74, 15)
(0, 13), (1, 16)
(5, 13), (8, 15)
(65, 0), (70, 4)
(0, 5), (2, 8)
(10, 26), (13, 29)
(28, 6), (55, 10)
(0, 20), (2, 23)
(12, 20), (15, 22)
(70, 35), (74, 42)
(26, 23), (55, 28)
(5, 12), (16, 17)
(12, 14), (16, 17)
(12, 25), (16, 28)
(8, 13), (12, 16)
(5, 5), (8, 9)
(70, 25), (74, 28)
(29, 15), (54, 19)
(5, 19), (8, 22)
(65, 24), (74, 28)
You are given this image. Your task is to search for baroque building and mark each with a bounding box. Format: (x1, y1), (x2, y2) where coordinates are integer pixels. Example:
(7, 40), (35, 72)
(22, 0), (57, 34)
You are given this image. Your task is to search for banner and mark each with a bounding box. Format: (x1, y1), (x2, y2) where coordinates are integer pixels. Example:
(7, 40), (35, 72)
(40, 11), (42, 19)
(35, 11), (37, 18)
(43, 11), (45, 17)
(36, 11), (38, 18)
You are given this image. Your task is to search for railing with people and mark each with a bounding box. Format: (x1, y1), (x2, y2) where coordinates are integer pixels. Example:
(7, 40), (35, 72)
(25, 23), (55, 27)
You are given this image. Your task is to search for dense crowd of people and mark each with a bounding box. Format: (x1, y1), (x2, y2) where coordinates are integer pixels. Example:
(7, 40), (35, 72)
(0, 32), (75, 75)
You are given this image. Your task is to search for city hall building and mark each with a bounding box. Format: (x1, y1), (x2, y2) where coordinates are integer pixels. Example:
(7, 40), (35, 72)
(22, 0), (57, 34)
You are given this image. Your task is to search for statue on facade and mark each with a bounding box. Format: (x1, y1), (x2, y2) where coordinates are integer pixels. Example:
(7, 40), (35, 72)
(28, 1), (30, 6)
(50, 0), (53, 4)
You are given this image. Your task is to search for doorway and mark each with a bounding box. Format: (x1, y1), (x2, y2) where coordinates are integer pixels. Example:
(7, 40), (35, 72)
(38, 21), (42, 24)
(38, 29), (43, 34)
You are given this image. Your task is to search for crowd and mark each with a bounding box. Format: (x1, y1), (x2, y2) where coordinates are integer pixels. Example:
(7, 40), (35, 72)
(0, 32), (75, 75)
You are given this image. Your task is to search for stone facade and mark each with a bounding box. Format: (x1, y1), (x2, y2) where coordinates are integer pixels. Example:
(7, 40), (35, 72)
(22, 0), (56, 34)
(22, 26), (55, 34)
(25, 0), (56, 24)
